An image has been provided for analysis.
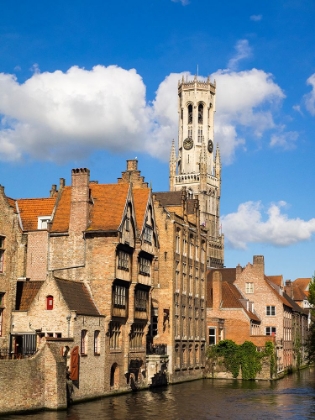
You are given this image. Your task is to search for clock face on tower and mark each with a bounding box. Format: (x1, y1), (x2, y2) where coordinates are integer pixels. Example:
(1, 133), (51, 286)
(183, 138), (193, 150)
(208, 139), (213, 153)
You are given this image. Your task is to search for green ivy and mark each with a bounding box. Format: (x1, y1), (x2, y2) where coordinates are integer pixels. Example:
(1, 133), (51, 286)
(207, 339), (276, 379)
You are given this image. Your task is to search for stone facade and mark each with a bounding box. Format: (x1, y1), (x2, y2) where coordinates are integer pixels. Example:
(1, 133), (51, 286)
(169, 76), (224, 269)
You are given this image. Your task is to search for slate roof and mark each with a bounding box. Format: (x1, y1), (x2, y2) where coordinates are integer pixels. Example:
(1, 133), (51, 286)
(154, 191), (183, 206)
(17, 197), (56, 231)
(55, 278), (101, 316)
(15, 281), (44, 310)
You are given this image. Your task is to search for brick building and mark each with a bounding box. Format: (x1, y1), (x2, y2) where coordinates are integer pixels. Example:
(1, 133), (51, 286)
(152, 189), (208, 382)
(207, 256), (309, 373)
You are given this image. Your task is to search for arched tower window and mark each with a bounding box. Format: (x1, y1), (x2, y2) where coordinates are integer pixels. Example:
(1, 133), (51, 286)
(188, 104), (193, 124)
(198, 104), (203, 124)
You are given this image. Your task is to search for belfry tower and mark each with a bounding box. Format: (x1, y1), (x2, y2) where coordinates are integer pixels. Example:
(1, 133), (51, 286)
(169, 75), (224, 268)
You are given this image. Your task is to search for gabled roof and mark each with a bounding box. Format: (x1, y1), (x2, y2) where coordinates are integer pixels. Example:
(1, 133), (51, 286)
(51, 183), (131, 233)
(50, 187), (71, 233)
(294, 278), (311, 291)
(55, 278), (101, 316)
(265, 279), (293, 308)
(15, 281), (44, 310)
(17, 198), (56, 231)
(267, 275), (283, 288)
(208, 268), (236, 284)
(132, 188), (150, 232)
(87, 183), (130, 231)
(283, 291), (309, 315)
(207, 276), (260, 322)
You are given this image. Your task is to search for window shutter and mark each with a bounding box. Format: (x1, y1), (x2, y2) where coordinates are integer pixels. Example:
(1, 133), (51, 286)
(70, 346), (79, 381)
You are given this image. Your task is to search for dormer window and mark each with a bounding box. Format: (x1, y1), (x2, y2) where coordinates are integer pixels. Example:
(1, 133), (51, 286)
(38, 216), (51, 230)
(46, 295), (54, 310)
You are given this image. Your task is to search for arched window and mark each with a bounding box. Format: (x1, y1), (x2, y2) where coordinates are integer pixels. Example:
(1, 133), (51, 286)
(198, 103), (203, 123)
(46, 295), (53, 310)
(188, 104), (193, 124)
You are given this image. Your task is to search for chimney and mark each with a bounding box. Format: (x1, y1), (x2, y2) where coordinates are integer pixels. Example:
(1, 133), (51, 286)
(59, 178), (65, 190)
(212, 271), (222, 310)
(253, 255), (265, 274)
(127, 159), (138, 171)
(69, 168), (90, 233)
(50, 184), (57, 197)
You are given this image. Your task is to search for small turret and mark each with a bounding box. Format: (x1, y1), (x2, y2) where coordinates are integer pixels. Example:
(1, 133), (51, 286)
(169, 140), (177, 191)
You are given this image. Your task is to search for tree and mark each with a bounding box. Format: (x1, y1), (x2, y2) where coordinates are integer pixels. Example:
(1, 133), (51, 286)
(306, 275), (315, 363)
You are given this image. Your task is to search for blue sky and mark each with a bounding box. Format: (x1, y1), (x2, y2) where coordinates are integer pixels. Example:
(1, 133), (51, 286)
(0, 0), (314, 280)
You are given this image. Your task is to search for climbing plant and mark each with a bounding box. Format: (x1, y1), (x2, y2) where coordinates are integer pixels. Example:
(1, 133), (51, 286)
(207, 339), (276, 380)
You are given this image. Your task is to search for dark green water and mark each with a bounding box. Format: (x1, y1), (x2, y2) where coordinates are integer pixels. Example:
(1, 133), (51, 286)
(6, 368), (315, 420)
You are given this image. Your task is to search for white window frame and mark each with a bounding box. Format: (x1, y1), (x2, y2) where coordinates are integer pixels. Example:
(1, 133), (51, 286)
(266, 305), (276, 316)
(245, 282), (254, 294)
(37, 216), (51, 230)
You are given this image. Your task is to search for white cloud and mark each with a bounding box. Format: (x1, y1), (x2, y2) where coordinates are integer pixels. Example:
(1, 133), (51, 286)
(0, 66), (152, 162)
(250, 15), (262, 21)
(270, 130), (298, 149)
(304, 73), (315, 115)
(0, 61), (286, 164)
(222, 201), (315, 249)
(212, 68), (285, 162)
(227, 39), (252, 71)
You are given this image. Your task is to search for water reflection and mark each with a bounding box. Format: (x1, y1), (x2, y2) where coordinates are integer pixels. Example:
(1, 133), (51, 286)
(7, 368), (315, 420)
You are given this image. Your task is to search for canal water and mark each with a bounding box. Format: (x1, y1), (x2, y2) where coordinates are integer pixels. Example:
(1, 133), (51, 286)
(6, 368), (315, 420)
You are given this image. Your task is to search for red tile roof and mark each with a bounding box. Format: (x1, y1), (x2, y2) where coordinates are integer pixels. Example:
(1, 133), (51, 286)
(50, 187), (71, 232)
(87, 183), (130, 231)
(133, 188), (150, 231)
(17, 198), (56, 231)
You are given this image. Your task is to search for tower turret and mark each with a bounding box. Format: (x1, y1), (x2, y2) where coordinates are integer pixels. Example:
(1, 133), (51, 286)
(169, 75), (224, 268)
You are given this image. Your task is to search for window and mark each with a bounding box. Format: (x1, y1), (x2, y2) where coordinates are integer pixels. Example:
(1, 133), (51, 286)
(209, 327), (216, 345)
(143, 225), (153, 243)
(117, 251), (129, 271)
(176, 235), (180, 254)
(139, 257), (150, 276)
(135, 289), (148, 312)
(46, 295), (54, 310)
(266, 306), (276, 316)
(0, 309), (3, 337)
(183, 239), (187, 256)
(198, 127), (203, 143)
(245, 282), (254, 294)
(188, 127), (192, 138)
(266, 327), (276, 336)
(110, 322), (121, 349)
(37, 216), (51, 230)
(125, 217), (130, 232)
(130, 324), (144, 349)
(0, 236), (5, 273)
(94, 330), (100, 355)
(188, 104), (193, 124)
(198, 104), (203, 124)
(113, 285), (127, 308)
(81, 330), (88, 355)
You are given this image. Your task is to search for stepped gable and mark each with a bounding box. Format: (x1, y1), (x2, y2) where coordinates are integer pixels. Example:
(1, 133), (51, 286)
(17, 197), (56, 231)
(55, 278), (100, 316)
(87, 183), (130, 231)
(15, 281), (44, 310)
(50, 186), (71, 233)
